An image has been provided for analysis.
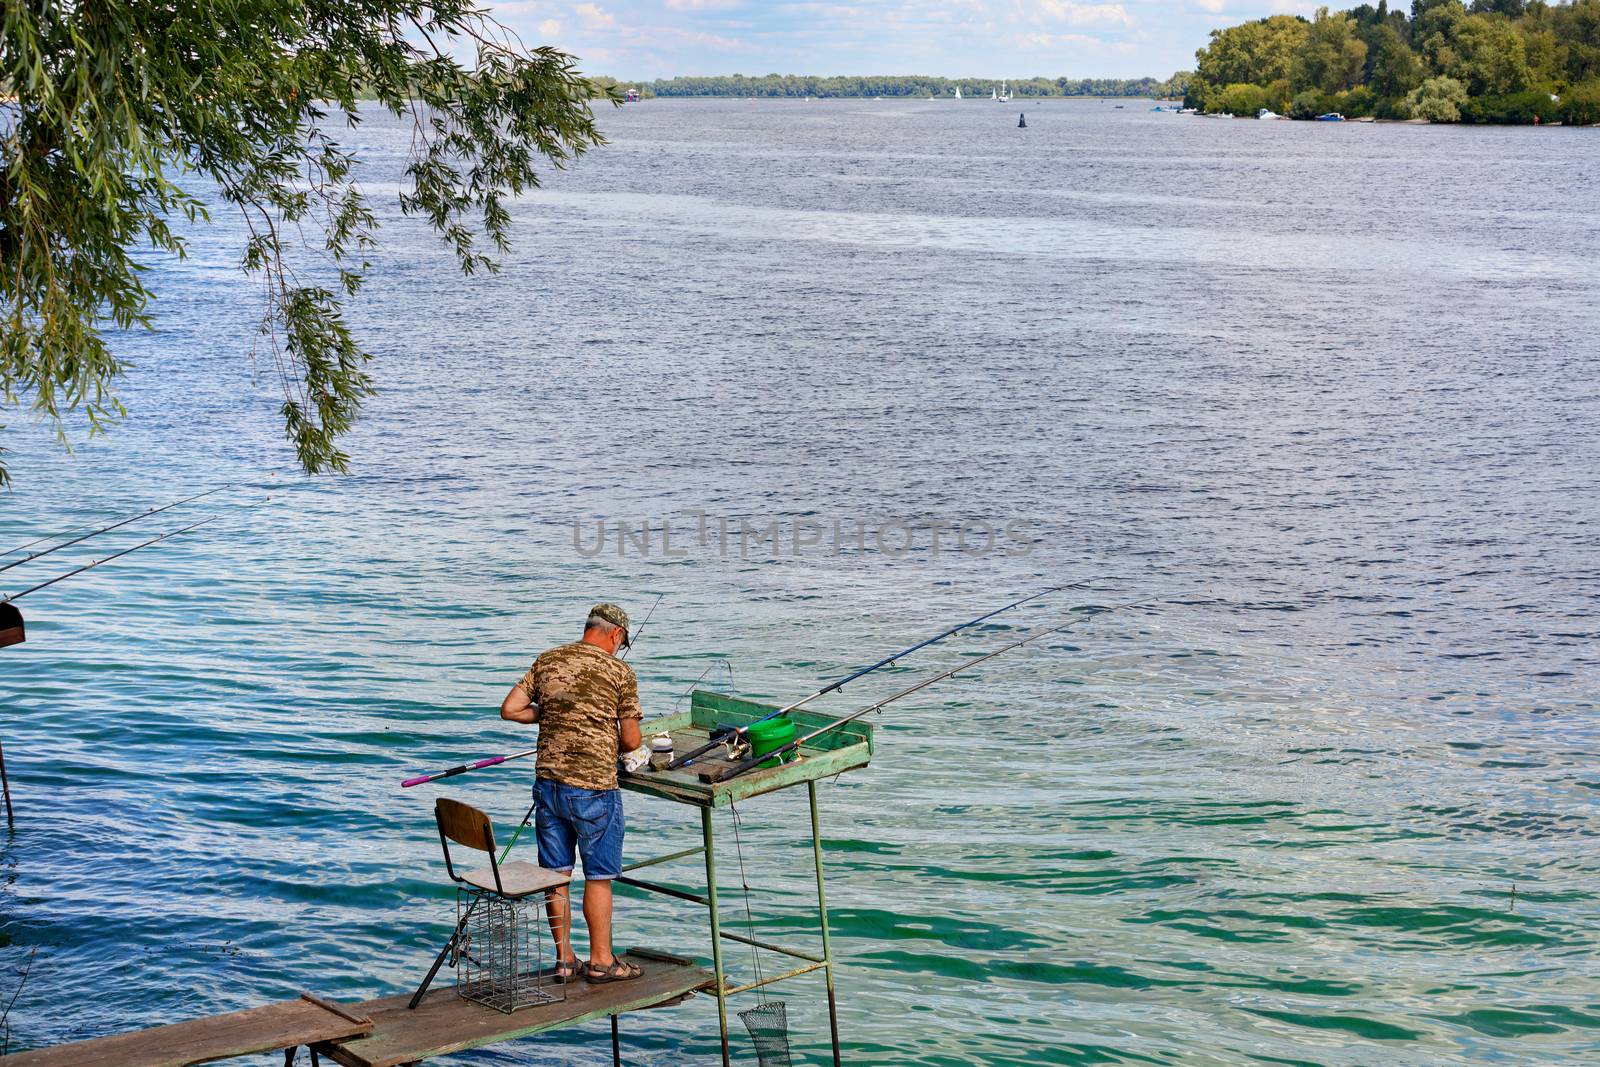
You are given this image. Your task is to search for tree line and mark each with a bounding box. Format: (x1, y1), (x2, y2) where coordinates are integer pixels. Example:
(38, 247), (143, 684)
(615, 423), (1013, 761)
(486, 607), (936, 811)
(1186, 0), (1600, 122)
(633, 74), (1188, 99)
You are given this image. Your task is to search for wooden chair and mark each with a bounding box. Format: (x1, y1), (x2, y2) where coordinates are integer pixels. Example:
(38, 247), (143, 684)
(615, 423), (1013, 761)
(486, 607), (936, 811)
(434, 798), (571, 898)
(409, 798), (572, 1011)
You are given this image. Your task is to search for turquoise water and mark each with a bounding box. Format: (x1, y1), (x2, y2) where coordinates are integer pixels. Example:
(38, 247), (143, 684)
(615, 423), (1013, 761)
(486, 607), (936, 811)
(2, 99), (1598, 1064)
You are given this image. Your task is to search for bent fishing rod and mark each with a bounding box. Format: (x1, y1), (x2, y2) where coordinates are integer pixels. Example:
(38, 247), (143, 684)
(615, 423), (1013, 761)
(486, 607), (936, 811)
(700, 592), (1166, 784)
(401, 593), (664, 789)
(1, 518), (217, 606)
(666, 577), (1120, 770)
(0, 486), (228, 575)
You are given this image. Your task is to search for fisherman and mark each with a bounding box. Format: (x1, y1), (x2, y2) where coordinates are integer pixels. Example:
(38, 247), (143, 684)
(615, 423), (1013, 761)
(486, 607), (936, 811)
(500, 603), (644, 984)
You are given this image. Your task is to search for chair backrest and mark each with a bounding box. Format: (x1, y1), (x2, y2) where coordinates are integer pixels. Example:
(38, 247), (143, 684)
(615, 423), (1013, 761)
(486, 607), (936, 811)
(436, 798), (496, 853)
(435, 797), (504, 893)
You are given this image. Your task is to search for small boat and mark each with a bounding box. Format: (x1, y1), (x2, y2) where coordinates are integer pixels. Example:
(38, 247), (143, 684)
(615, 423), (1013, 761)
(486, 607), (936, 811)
(1178, 107), (1197, 114)
(1315, 112), (1346, 122)
(1257, 108), (1283, 120)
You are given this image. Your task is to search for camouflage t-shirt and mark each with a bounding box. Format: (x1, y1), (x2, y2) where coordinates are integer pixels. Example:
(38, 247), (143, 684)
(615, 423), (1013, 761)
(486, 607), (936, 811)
(517, 641), (642, 790)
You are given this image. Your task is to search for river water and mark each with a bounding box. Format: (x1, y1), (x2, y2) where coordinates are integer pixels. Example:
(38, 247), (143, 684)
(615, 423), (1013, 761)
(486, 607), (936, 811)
(1, 99), (1597, 1065)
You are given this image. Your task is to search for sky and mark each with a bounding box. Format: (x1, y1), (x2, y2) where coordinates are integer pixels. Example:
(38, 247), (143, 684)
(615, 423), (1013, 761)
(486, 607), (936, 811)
(485, 0), (1324, 81)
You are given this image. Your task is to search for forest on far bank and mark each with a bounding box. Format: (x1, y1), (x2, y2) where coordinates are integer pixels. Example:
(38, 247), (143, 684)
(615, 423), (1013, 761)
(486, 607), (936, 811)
(1186, 0), (1600, 121)
(614, 74), (1189, 100)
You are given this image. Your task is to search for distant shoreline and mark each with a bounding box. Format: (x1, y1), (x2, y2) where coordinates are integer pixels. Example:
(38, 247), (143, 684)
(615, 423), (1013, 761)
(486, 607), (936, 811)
(625, 74), (1186, 101)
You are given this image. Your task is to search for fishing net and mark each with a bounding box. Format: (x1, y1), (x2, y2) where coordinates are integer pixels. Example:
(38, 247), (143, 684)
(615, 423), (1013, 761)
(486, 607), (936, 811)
(731, 803), (793, 1067)
(739, 1001), (794, 1067)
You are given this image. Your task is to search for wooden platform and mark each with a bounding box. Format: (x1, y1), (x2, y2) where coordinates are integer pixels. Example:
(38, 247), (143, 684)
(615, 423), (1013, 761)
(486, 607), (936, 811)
(623, 691), (873, 808)
(0, 992), (371, 1067)
(317, 952), (714, 1067)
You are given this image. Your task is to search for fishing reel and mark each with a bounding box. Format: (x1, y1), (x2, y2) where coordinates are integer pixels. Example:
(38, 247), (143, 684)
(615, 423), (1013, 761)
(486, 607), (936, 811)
(709, 725), (752, 762)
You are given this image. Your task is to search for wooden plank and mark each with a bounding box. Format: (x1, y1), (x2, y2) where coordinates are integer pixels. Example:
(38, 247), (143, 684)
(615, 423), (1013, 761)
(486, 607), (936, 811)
(1, 993), (372, 1067)
(624, 692), (874, 808)
(317, 953), (714, 1067)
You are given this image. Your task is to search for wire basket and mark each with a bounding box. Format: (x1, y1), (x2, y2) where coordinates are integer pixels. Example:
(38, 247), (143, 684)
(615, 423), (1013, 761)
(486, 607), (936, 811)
(739, 1000), (793, 1067)
(455, 888), (564, 1013)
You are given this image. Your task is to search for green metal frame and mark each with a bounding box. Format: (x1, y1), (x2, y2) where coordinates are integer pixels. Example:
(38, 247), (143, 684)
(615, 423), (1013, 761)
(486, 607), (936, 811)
(618, 690), (868, 1067)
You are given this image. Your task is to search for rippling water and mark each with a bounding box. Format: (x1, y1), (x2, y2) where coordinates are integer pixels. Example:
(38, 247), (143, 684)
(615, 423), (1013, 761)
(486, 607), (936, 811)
(2, 99), (1597, 1065)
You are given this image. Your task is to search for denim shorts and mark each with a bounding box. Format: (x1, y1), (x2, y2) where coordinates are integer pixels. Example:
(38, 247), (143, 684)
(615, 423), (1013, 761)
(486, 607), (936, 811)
(534, 778), (624, 880)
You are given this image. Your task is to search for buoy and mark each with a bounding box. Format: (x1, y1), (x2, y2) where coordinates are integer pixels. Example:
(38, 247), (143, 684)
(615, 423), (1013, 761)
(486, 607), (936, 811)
(0, 603), (24, 648)
(1018, 112), (1027, 128)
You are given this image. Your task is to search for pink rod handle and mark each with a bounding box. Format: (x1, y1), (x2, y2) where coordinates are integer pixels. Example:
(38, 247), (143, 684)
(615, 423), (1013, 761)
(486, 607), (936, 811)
(401, 754), (508, 788)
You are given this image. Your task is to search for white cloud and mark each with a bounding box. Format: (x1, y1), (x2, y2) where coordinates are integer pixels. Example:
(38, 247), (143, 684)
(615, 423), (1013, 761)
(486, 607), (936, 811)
(574, 2), (616, 30)
(1019, 30), (1098, 46)
(1033, 0), (1134, 27)
(482, 0), (1231, 80)
(652, 24), (746, 49)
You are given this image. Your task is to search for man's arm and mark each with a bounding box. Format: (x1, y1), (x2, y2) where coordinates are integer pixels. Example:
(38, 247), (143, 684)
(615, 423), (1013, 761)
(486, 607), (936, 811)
(619, 715), (642, 752)
(617, 668), (643, 751)
(502, 680), (541, 724)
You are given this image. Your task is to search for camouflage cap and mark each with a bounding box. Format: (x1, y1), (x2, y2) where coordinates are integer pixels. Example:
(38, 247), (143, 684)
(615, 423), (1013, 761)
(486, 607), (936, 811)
(588, 602), (630, 634)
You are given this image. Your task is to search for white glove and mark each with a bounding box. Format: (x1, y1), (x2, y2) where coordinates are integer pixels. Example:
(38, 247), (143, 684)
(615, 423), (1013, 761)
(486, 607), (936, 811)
(620, 745), (650, 774)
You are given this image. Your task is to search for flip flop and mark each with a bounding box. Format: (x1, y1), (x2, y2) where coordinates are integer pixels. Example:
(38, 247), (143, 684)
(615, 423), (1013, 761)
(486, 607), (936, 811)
(585, 958), (642, 984)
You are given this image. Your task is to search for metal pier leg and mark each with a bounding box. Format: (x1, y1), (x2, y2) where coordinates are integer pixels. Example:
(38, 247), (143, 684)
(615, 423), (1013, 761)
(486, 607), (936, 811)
(703, 806), (732, 1067)
(1, 740), (14, 831)
(809, 781), (842, 1067)
(611, 1014), (621, 1066)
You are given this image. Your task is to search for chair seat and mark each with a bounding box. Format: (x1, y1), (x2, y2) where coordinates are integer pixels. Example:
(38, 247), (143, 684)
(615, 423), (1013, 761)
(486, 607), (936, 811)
(460, 860), (571, 898)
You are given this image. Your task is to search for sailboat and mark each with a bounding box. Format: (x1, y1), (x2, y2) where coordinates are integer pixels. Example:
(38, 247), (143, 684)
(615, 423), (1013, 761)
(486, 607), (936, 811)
(990, 85), (997, 101)
(954, 86), (962, 100)
(998, 80), (1011, 103)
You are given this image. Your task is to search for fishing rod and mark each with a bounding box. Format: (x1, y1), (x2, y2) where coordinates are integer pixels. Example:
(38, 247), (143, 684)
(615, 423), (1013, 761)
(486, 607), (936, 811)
(401, 595), (663, 789)
(1, 518), (217, 606)
(621, 592), (662, 659)
(402, 746), (538, 789)
(666, 577), (1119, 771)
(0, 486), (229, 575)
(699, 593), (1166, 784)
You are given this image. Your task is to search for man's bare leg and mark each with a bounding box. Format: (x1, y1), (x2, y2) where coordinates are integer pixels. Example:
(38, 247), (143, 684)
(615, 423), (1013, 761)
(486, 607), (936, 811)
(545, 884), (579, 966)
(583, 878), (616, 965)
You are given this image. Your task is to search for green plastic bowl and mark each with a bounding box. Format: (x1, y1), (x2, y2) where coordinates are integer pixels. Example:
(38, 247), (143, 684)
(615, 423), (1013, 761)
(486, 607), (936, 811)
(746, 716), (796, 768)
